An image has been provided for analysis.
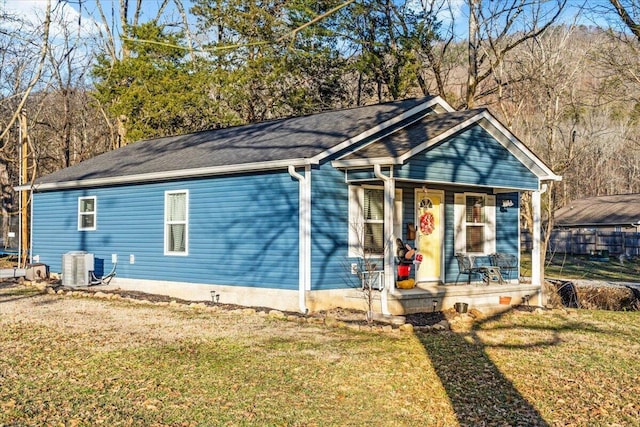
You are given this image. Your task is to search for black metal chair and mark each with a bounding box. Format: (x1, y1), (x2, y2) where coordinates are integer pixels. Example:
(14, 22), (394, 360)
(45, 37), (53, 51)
(490, 253), (517, 281)
(455, 253), (482, 284)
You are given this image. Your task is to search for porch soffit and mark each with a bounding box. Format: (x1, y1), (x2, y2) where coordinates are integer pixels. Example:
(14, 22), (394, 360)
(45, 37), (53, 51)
(344, 173), (533, 193)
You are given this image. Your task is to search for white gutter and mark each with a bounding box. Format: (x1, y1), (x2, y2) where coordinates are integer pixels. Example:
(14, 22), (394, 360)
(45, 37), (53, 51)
(288, 165), (311, 315)
(16, 158), (312, 192)
(373, 164), (392, 316)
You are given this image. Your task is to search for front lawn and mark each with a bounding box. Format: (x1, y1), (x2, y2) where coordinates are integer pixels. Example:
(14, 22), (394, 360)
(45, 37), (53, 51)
(1, 284), (639, 426)
(521, 252), (640, 282)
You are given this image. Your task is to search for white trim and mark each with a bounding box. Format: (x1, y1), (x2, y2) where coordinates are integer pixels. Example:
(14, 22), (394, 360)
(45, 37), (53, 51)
(454, 193), (466, 253)
(288, 165), (311, 314)
(19, 159), (310, 192)
(478, 115), (561, 182)
(373, 164), (394, 315)
(315, 97), (450, 165)
(348, 185), (365, 258)
(348, 176), (538, 192)
(331, 110), (562, 183)
(532, 187), (543, 286)
(454, 192), (496, 256)
(164, 189), (189, 256)
(414, 188), (445, 283)
(77, 196), (97, 231)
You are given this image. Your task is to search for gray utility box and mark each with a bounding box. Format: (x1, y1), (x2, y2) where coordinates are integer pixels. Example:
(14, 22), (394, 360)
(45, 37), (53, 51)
(62, 252), (94, 287)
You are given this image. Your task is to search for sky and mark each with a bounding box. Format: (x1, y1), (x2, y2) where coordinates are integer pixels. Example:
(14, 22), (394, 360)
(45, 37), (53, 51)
(0, 0), (625, 46)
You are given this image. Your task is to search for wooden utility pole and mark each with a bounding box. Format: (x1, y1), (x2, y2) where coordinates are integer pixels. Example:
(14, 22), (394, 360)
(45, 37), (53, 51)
(19, 112), (29, 268)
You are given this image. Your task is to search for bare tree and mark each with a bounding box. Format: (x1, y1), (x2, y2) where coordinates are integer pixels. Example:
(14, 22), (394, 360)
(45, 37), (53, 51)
(464, 0), (567, 108)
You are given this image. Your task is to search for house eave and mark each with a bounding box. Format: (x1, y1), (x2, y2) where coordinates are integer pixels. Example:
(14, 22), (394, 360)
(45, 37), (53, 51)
(16, 158), (310, 192)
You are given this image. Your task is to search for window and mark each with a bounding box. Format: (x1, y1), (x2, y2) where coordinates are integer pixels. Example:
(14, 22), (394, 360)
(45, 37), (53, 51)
(165, 190), (188, 255)
(78, 196), (96, 231)
(466, 196), (485, 253)
(454, 193), (495, 254)
(348, 186), (402, 257)
(363, 188), (384, 254)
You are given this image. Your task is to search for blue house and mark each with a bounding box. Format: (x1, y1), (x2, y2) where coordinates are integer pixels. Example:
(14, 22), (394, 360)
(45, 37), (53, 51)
(20, 96), (560, 315)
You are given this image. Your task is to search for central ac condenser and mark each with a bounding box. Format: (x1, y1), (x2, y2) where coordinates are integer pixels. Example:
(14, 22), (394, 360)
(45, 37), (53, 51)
(62, 251), (95, 287)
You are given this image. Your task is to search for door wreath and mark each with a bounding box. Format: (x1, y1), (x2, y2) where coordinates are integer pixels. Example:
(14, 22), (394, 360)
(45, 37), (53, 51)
(420, 212), (435, 235)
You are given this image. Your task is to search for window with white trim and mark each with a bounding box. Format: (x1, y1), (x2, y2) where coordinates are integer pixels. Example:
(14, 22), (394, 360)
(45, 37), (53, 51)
(454, 193), (495, 254)
(78, 196), (96, 231)
(165, 190), (189, 255)
(348, 185), (402, 258)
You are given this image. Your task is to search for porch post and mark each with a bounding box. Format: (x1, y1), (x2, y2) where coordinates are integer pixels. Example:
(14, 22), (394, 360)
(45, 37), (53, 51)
(531, 187), (542, 287)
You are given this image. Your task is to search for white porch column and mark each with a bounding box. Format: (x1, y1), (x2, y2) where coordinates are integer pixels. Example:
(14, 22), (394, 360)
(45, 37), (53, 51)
(531, 188), (542, 286)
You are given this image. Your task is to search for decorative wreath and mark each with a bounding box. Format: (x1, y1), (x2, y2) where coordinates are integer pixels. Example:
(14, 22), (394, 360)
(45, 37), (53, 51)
(420, 212), (435, 235)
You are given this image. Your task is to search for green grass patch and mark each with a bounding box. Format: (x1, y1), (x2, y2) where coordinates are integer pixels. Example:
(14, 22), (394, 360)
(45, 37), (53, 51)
(2, 292), (640, 426)
(521, 253), (640, 281)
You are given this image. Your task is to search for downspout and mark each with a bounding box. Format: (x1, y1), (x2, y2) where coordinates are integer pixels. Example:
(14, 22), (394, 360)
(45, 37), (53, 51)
(373, 164), (393, 316)
(288, 165), (310, 314)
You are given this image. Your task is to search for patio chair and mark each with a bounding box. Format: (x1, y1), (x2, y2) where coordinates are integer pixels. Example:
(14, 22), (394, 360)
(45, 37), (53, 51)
(491, 253), (517, 280)
(455, 253), (482, 284)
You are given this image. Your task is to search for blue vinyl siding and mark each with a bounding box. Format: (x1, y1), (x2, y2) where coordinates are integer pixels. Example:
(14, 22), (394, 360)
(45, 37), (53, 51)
(495, 192), (520, 260)
(346, 169), (376, 182)
(310, 164), (351, 290)
(394, 125), (539, 190)
(32, 171), (300, 290)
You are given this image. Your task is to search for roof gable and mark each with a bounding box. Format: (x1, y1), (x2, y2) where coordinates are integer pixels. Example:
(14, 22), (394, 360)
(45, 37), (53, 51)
(331, 109), (560, 183)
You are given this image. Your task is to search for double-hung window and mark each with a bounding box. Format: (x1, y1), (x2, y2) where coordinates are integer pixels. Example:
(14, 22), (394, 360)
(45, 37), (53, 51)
(78, 196), (96, 231)
(165, 190), (189, 255)
(348, 185), (402, 258)
(454, 193), (495, 254)
(363, 188), (384, 255)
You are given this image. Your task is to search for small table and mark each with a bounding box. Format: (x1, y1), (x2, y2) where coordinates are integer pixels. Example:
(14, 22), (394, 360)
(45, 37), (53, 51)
(471, 256), (504, 285)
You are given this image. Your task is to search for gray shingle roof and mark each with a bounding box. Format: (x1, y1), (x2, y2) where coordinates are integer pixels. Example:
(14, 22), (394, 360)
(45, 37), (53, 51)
(35, 97), (434, 186)
(339, 109), (485, 160)
(554, 194), (640, 227)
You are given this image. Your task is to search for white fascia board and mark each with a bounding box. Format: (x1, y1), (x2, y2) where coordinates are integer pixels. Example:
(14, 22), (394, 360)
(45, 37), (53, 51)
(332, 157), (400, 168)
(309, 96), (449, 165)
(479, 114), (562, 182)
(396, 110), (561, 182)
(332, 113), (485, 169)
(18, 158), (309, 192)
(396, 112), (487, 164)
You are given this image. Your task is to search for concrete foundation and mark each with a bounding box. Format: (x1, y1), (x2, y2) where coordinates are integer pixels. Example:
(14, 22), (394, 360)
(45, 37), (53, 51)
(98, 277), (541, 316)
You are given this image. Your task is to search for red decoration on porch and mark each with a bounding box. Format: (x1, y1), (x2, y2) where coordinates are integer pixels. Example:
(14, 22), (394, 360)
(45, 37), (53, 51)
(420, 212), (435, 235)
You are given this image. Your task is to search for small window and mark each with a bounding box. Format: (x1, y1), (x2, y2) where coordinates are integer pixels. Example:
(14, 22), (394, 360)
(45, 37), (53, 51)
(78, 196), (96, 231)
(165, 190), (189, 255)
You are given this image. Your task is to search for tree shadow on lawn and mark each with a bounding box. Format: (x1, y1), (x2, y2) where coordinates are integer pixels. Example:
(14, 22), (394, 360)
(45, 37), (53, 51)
(416, 312), (557, 427)
(0, 279), (45, 304)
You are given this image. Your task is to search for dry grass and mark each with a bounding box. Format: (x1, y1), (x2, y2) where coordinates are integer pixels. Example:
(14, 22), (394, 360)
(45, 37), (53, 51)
(1, 282), (640, 426)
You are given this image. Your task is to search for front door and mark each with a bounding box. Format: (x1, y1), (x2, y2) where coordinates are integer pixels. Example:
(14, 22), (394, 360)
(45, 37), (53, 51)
(415, 188), (444, 283)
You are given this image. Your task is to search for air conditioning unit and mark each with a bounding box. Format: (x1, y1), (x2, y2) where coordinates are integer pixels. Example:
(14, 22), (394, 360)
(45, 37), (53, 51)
(62, 251), (94, 287)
